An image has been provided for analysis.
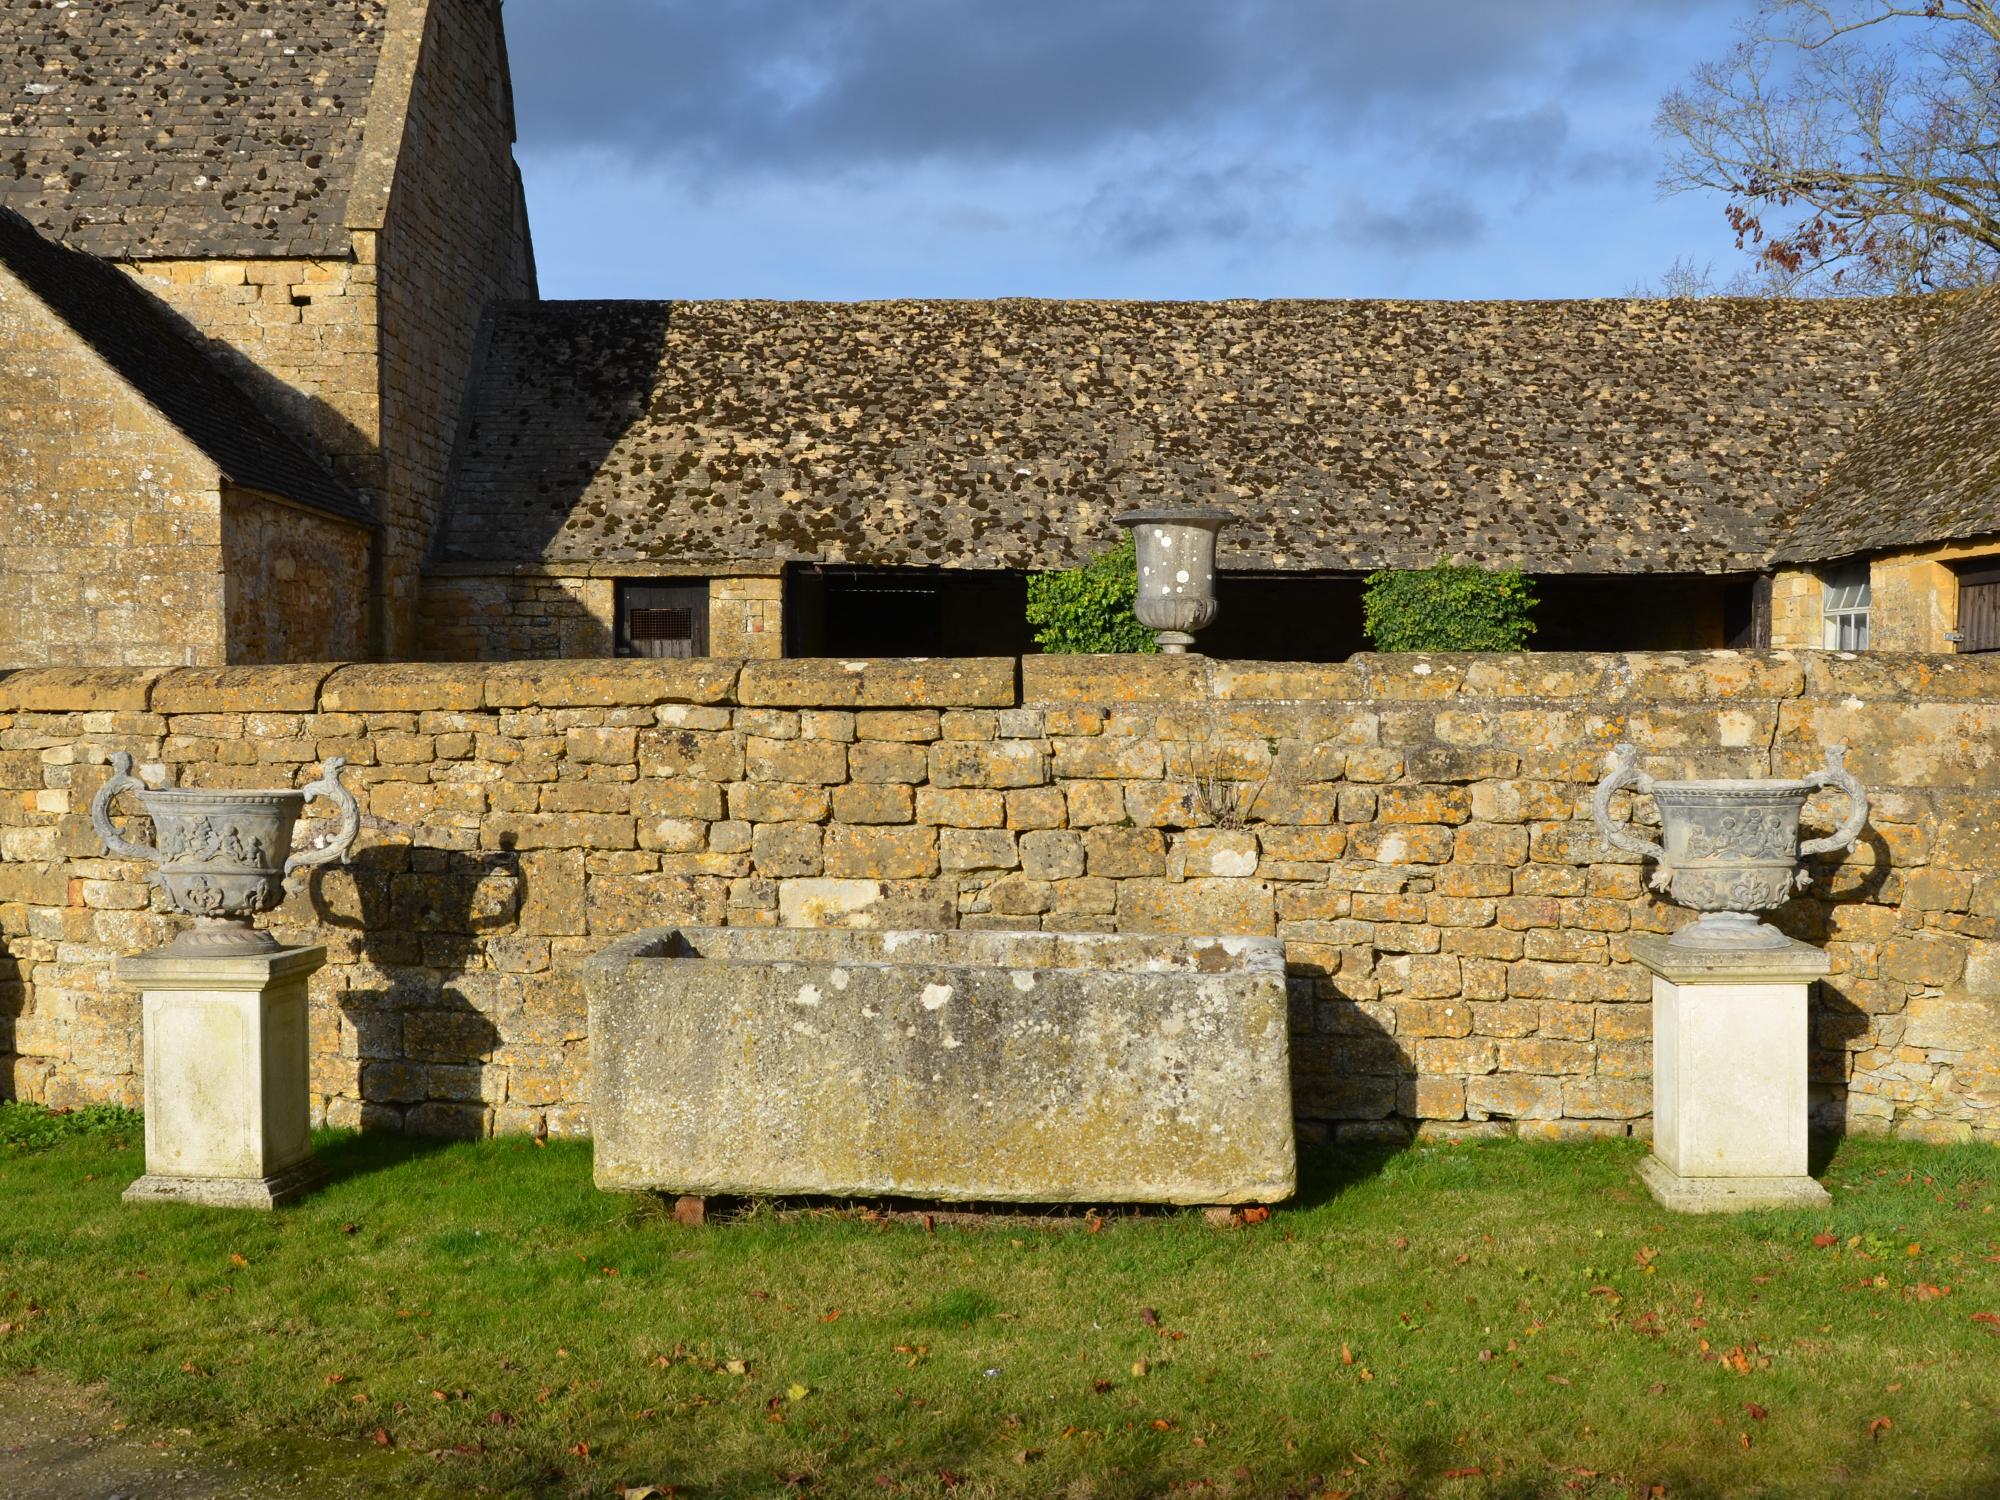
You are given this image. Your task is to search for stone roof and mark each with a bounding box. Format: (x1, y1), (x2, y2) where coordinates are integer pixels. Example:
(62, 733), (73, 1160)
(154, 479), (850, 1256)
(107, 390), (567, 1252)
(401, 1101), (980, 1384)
(0, 0), (388, 259)
(436, 296), (1926, 577)
(0, 207), (370, 524)
(1779, 289), (2000, 564)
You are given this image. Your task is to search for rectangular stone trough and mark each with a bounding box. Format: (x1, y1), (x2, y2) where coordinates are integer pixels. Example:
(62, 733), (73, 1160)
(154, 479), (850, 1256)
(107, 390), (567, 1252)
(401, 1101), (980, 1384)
(585, 926), (1295, 1205)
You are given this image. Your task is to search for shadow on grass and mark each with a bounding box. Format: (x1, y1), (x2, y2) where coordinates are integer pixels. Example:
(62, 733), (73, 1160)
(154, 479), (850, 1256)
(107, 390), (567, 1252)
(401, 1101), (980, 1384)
(310, 1124), (461, 1190)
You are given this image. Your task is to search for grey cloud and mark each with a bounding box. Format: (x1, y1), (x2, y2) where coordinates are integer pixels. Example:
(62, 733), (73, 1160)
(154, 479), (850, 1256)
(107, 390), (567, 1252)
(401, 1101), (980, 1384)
(1081, 162), (1306, 257)
(1335, 190), (1485, 255)
(505, 0), (1715, 175)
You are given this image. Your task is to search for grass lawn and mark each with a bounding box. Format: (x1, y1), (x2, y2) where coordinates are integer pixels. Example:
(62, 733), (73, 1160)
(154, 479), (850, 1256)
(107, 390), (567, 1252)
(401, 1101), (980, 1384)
(2, 1105), (1997, 1499)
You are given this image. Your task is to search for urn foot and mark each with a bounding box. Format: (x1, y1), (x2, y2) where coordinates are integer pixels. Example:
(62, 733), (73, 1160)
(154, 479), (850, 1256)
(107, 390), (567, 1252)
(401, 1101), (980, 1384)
(1668, 911), (1791, 951)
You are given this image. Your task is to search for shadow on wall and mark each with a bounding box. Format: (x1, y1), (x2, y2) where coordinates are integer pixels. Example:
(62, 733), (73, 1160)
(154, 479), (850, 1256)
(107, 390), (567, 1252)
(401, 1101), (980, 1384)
(0, 940), (27, 1104)
(307, 837), (524, 1136)
(1780, 822), (1897, 1160)
(430, 301), (677, 566)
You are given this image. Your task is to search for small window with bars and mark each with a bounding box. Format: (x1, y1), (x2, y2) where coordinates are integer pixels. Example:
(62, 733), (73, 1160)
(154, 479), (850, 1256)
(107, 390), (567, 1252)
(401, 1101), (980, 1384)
(618, 581), (710, 658)
(1821, 564), (1871, 651)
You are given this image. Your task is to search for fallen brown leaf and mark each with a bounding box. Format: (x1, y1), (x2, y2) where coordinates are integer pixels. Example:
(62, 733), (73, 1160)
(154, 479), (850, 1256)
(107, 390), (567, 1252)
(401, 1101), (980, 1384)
(1869, 1416), (1893, 1441)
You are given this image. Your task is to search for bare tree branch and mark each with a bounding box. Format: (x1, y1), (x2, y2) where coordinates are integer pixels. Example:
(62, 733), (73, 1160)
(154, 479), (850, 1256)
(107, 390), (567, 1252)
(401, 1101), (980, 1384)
(1658, 0), (2000, 293)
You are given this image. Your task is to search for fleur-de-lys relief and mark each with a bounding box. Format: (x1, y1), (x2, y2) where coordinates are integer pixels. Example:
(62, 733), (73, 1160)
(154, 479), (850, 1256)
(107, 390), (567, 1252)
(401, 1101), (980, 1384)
(1593, 743), (1868, 951)
(91, 753), (360, 957)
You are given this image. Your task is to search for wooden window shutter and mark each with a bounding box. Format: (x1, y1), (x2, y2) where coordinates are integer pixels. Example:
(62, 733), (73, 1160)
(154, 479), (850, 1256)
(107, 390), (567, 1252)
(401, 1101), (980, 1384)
(1955, 561), (2000, 653)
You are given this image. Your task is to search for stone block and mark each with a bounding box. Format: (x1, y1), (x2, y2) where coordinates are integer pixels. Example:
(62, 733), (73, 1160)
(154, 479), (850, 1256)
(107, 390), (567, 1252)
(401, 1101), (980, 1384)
(1051, 737), (1165, 780)
(482, 659), (739, 708)
(848, 741), (930, 783)
(587, 927), (1293, 1203)
(1117, 878), (1275, 936)
(1020, 654), (1210, 704)
(1020, 829), (1086, 881)
(738, 658), (1015, 708)
(853, 710), (941, 741)
(320, 664), (485, 712)
(1562, 1078), (1651, 1118)
(753, 822), (824, 877)
(1902, 995), (1998, 1052)
(1464, 1074), (1563, 1120)
(727, 782), (831, 823)
(0, 667), (166, 712)
(1085, 826), (1167, 877)
(823, 825), (939, 879)
(940, 828), (1019, 872)
(747, 736), (847, 784)
(638, 728), (745, 781)
(915, 786), (1006, 828)
(831, 783), (915, 824)
(152, 664), (335, 714)
(1006, 787), (1069, 830)
(930, 741), (1046, 789)
(1168, 829), (1260, 880)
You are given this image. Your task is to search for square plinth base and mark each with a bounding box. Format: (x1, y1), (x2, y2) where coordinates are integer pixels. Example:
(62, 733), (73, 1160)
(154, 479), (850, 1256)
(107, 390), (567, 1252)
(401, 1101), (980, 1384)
(1637, 1155), (1831, 1214)
(115, 944), (328, 1211)
(124, 1155), (329, 1210)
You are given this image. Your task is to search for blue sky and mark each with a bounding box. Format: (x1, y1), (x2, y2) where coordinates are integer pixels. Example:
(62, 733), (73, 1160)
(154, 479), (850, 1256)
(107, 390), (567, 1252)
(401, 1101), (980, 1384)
(506, 0), (1746, 301)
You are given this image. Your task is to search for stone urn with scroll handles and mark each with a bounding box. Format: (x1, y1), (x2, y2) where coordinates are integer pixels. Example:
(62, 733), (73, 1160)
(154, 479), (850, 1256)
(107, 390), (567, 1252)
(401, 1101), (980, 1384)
(1592, 743), (1869, 951)
(91, 752), (360, 957)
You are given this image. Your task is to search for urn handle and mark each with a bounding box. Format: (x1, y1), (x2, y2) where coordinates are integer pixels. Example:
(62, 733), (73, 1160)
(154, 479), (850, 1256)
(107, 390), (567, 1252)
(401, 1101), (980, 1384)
(1798, 744), (1869, 859)
(90, 752), (162, 864)
(1592, 742), (1666, 863)
(283, 758), (361, 876)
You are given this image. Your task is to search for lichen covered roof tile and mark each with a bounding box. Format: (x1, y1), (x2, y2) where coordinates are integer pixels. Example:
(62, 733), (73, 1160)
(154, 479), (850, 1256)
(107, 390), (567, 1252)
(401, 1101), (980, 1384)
(1780, 288), (2000, 564)
(438, 296), (1925, 576)
(0, 0), (387, 259)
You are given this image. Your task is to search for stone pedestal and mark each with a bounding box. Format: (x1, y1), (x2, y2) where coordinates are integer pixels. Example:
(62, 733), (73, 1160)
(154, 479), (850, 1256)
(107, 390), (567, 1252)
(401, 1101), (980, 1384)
(1629, 933), (1831, 1213)
(115, 945), (328, 1209)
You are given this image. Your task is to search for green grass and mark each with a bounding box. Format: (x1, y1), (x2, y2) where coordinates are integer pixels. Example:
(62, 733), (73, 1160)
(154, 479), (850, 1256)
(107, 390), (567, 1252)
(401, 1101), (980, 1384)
(2, 1105), (1998, 1499)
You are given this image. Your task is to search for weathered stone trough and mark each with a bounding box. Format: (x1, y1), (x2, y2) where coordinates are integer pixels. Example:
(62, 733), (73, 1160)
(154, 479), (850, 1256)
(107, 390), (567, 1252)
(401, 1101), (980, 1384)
(586, 927), (1295, 1206)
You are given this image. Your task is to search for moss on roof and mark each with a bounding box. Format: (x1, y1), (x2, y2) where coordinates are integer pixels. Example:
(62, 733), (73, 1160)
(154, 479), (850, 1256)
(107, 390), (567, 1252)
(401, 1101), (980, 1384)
(1779, 289), (2000, 564)
(437, 296), (1924, 576)
(0, 0), (388, 258)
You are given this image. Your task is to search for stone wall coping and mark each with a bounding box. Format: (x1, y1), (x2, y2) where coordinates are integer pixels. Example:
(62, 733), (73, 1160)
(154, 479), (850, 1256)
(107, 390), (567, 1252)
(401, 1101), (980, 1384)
(150, 664), (341, 715)
(0, 667), (170, 712)
(10, 652), (2000, 717)
(483, 659), (741, 709)
(423, 560), (793, 579)
(737, 658), (1018, 708)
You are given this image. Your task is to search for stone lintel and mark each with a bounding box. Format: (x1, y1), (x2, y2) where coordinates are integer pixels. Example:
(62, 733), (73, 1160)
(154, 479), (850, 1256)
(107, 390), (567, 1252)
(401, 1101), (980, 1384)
(1637, 1156), (1831, 1214)
(1627, 931), (1830, 985)
(115, 944), (327, 992)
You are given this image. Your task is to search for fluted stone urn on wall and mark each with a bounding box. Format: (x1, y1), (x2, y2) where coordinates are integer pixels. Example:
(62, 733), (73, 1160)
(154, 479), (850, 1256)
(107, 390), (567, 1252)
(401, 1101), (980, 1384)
(92, 753), (360, 1208)
(1593, 743), (1868, 1213)
(1118, 506), (1232, 653)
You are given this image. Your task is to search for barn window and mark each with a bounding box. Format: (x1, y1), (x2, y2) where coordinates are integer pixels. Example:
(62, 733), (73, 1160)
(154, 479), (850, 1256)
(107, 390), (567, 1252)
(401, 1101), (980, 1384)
(1821, 564), (1871, 650)
(1953, 560), (2000, 653)
(618, 581), (710, 658)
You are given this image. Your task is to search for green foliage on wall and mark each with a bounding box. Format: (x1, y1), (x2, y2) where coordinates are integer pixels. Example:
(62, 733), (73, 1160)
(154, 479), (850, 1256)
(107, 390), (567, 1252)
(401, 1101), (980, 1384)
(1025, 538), (1161, 654)
(1362, 561), (1539, 652)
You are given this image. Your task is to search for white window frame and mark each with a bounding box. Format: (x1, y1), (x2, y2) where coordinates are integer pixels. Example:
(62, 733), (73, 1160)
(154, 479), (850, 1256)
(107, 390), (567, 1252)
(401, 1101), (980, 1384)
(1821, 563), (1871, 651)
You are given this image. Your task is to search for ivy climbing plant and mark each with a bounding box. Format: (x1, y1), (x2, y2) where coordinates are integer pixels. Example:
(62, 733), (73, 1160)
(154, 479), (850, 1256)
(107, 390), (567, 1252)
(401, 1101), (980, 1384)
(1025, 537), (1160, 654)
(1361, 561), (1539, 652)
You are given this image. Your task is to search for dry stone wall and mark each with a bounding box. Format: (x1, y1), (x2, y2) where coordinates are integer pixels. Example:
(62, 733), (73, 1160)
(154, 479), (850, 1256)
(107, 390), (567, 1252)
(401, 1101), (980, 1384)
(1, 652), (1995, 1148)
